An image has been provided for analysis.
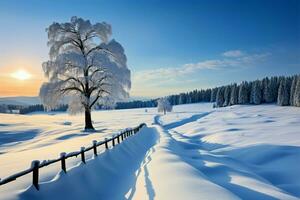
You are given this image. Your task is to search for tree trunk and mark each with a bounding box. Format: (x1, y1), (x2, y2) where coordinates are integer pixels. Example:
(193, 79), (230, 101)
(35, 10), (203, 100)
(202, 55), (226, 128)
(164, 109), (166, 115)
(85, 109), (94, 130)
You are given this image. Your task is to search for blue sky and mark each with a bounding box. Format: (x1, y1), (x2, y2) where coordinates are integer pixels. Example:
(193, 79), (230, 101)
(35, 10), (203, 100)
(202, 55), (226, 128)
(0, 0), (299, 97)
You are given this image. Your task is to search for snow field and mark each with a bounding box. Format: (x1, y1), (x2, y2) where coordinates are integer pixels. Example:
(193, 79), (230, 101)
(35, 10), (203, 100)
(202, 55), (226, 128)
(0, 103), (299, 199)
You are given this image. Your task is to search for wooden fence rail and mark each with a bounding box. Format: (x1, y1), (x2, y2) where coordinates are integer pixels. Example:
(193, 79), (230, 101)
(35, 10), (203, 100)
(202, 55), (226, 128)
(0, 123), (146, 190)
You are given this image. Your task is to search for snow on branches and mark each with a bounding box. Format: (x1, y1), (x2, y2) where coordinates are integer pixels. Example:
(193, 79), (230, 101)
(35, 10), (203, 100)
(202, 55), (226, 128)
(39, 16), (131, 129)
(157, 98), (172, 115)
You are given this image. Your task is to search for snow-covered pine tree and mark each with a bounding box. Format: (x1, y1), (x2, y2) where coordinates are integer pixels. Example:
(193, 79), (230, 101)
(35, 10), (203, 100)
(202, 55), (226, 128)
(290, 75), (297, 106)
(238, 81), (250, 104)
(262, 77), (272, 103)
(270, 77), (279, 102)
(216, 87), (225, 107)
(186, 95), (192, 104)
(230, 83), (238, 105)
(294, 76), (300, 107)
(210, 87), (218, 102)
(277, 78), (290, 106)
(223, 85), (231, 106)
(250, 80), (262, 105)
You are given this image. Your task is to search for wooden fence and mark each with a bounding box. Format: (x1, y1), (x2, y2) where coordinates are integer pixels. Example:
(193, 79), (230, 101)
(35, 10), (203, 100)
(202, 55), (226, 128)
(0, 123), (146, 190)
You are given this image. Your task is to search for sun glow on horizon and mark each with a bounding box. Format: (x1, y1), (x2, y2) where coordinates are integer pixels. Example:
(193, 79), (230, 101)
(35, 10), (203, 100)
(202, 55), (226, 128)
(10, 70), (32, 80)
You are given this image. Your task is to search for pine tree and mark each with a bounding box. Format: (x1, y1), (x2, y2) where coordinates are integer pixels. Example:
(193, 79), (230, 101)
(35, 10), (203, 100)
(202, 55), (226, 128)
(294, 76), (300, 107)
(277, 78), (290, 106)
(250, 80), (262, 105)
(290, 75), (297, 106)
(262, 77), (272, 103)
(216, 87), (225, 107)
(230, 84), (238, 105)
(270, 77), (279, 102)
(238, 81), (250, 104)
(210, 88), (218, 102)
(223, 85), (231, 106)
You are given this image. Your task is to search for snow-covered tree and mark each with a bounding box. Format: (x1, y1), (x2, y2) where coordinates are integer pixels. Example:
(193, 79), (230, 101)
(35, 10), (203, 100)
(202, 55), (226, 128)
(250, 80), (262, 105)
(290, 75), (297, 106)
(230, 83), (238, 105)
(277, 78), (290, 106)
(210, 87), (218, 102)
(270, 77), (279, 102)
(262, 77), (272, 103)
(294, 76), (300, 107)
(223, 85), (231, 106)
(216, 86), (225, 107)
(157, 97), (172, 115)
(39, 17), (131, 130)
(238, 81), (249, 104)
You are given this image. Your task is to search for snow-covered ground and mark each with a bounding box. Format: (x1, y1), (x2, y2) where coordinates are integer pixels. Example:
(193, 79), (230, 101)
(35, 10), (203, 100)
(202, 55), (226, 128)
(0, 103), (299, 199)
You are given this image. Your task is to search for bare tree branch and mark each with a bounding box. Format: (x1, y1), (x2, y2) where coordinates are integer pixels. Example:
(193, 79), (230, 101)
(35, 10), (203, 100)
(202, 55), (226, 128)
(60, 86), (84, 94)
(63, 76), (85, 91)
(89, 89), (111, 108)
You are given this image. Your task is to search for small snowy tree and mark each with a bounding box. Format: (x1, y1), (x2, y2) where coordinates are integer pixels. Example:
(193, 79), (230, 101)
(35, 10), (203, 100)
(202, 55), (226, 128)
(39, 17), (131, 130)
(157, 97), (172, 115)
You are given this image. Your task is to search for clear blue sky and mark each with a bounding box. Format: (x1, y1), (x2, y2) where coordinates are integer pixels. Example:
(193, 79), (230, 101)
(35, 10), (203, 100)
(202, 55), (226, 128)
(0, 0), (299, 97)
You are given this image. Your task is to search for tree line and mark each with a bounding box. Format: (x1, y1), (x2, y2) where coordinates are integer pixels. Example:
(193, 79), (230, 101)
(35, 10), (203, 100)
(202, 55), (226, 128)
(18, 104), (68, 114)
(115, 100), (157, 109)
(213, 74), (300, 107)
(0, 104), (68, 114)
(0, 74), (299, 114)
(116, 74), (300, 109)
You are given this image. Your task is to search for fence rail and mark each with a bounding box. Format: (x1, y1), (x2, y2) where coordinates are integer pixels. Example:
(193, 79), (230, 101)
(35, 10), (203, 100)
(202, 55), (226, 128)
(0, 123), (146, 190)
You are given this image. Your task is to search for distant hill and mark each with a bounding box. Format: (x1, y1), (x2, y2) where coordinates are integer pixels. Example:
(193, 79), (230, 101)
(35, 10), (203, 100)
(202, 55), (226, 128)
(0, 95), (150, 106)
(0, 96), (41, 106)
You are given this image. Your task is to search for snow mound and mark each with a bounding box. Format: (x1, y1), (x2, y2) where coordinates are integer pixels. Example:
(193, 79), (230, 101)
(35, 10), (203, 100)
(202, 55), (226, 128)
(18, 126), (158, 200)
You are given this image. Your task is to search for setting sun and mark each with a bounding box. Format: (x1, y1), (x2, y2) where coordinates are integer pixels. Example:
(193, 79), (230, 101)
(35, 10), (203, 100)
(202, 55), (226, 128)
(10, 70), (32, 80)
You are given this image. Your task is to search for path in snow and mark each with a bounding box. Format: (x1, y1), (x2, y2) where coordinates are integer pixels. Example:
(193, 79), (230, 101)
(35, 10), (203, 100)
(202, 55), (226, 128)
(132, 112), (298, 200)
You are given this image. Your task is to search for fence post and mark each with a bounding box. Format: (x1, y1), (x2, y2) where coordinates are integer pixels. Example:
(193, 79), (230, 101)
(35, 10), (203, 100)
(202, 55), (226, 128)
(60, 152), (67, 173)
(117, 135), (120, 144)
(121, 132), (124, 141)
(93, 140), (97, 156)
(112, 137), (115, 146)
(32, 160), (40, 190)
(81, 147), (86, 164)
(105, 138), (108, 149)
